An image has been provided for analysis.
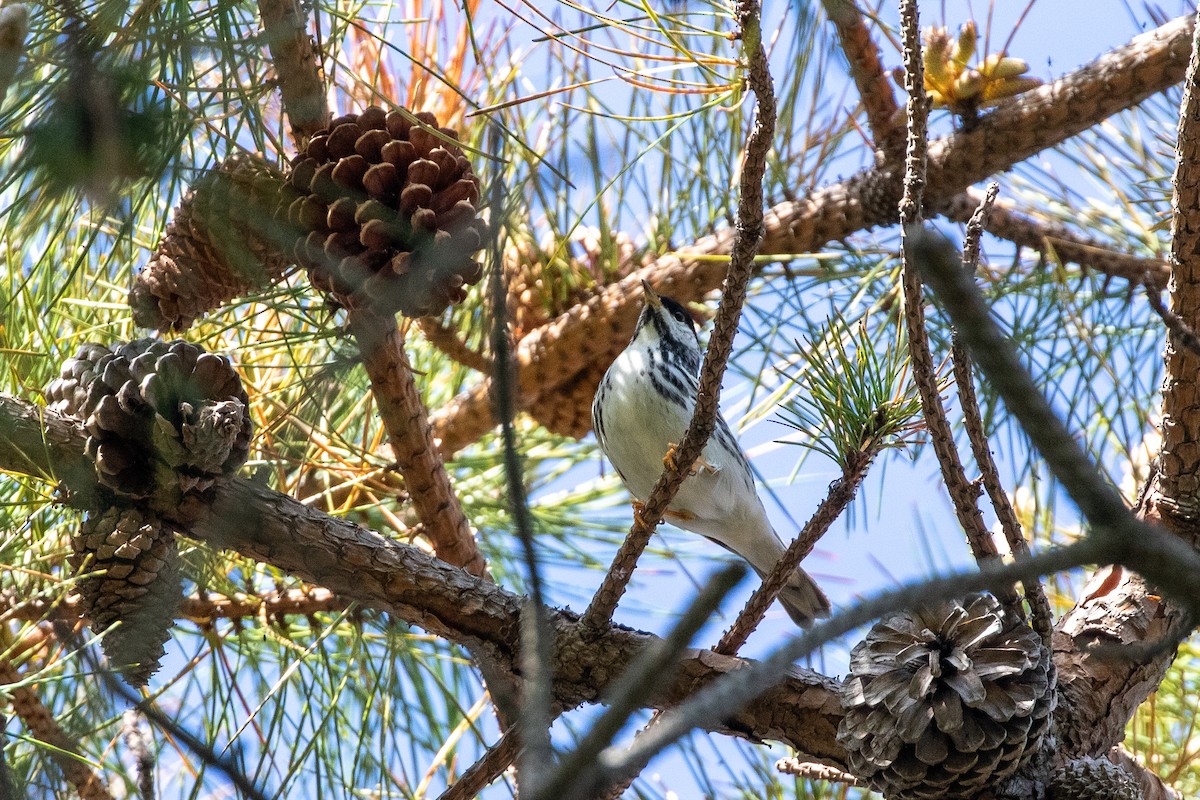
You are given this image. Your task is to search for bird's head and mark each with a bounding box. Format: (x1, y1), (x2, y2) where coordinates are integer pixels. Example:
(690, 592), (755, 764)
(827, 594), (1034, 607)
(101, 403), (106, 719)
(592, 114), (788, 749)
(633, 280), (702, 369)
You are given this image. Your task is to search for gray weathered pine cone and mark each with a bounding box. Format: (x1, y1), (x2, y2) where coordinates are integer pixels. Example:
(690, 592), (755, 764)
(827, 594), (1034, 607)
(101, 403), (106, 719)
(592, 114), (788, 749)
(1048, 757), (1143, 800)
(837, 593), (1055, 799)
(71, 506), (181, 687)
(129, 153), (296, 332)
(285, 105), (486, 317)
(48, 339), (252, 503)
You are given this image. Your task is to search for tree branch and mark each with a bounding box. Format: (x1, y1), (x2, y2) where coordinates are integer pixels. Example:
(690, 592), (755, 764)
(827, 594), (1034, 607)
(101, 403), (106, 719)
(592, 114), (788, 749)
(347, 311), (487, 576)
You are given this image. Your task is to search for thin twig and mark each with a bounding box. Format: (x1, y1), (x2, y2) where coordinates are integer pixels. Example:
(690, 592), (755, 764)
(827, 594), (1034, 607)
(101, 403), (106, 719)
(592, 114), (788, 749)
(895, 0), (1014, 605)
(579, 0), (779, 630)
(417, 317), (491, 373)
(121, 709), (155, 800)
(713, 453), (870, 656)
(484, 125), (552, 786)
(534, 566), (746, 800)
(1144, 279), (1200, 358)
(937, 188), (1170, 288)
(257, 0), (329, 147)
(435, 731), (519, 800)
(347, 310), (487, 577)
(0, 659), (115, 800)
(0, 587), (347, 627)
(775, 758), (862, 785)
(820, 0), (904, 161)
(951, 184), (1054, 638)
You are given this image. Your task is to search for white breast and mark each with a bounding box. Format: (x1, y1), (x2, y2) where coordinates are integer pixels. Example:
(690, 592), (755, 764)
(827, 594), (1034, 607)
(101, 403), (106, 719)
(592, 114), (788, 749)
(594, 342), (776, 558)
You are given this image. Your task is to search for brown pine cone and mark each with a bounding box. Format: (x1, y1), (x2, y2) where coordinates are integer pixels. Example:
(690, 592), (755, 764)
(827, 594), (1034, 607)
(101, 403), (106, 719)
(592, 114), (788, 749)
(71, 506), (181, 687)
(837, 594), (1055, 799)
(130, 153), (296, 332)
(285, 105), (486, 317)
(50, 340), (252, 503)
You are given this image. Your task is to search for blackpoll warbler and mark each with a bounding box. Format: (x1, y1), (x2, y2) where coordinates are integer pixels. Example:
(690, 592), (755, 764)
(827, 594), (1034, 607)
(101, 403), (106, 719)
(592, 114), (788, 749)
(592, 281), (831, 626)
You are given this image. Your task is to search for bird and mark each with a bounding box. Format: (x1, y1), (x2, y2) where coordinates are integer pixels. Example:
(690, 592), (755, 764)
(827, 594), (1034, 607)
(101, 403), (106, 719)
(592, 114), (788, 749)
(592, 280), (831, 627)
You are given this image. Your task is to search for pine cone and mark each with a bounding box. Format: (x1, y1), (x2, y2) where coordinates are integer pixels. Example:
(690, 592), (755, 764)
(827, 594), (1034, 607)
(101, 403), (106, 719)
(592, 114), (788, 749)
(285, 105), (486, 317)
(504, 226), (640, 341)
(530, 360), (607, 438)
(71, 506), (181, 687)
(45, 341), (121, 416)
(837, 594), (1054, 799)
(130, 154), (295, 332)
(50, 340), (252, 502)
(1048, 757), (1143, 800)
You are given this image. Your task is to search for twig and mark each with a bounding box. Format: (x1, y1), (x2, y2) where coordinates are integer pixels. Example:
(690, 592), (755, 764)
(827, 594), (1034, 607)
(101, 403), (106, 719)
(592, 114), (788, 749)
(937, 188), (1170, 288)
(775, 758), (862, 785)
(534, 566), (746, 800)
(895, 0), (1014, 604)
(907, 227), (1200, 611)
(713, 453), (870, 656)
(435, 731), (519, 800)
(951, 184), (1054, 639)
(346, 309), (487, 577)
(1, 587), (348, 627)
(257, 0), (329, 147)
(417, 317), (491, 373)
(1144, 279), (1200, 358)
(0, 659), (115, 800)
(121, 709), (155, 800)
(484, 126), (552, 785)
(820, 0), (904, 161)
(579, 0), (778, 630)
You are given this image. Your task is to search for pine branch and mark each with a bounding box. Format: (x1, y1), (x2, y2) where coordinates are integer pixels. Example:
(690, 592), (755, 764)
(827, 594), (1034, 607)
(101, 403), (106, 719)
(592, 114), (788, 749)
(895, 0), (1014, 603)
(2, 394), (1197, 774)
(775, 757), (862, 785)
(952, 183), (1054, 636)
(417, 317), (491, 373)
(347, 310), (487, 576)
(939, 188), (1169, 288)
(820, 0), (904, 161)
(258, 0), (329, 146)
(1, 587), (348, 626)
(435, 730), (518, 800)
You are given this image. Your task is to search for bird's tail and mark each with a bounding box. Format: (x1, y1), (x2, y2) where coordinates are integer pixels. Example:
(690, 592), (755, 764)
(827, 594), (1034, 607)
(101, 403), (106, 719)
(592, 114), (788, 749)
(776, 566), (831, 628)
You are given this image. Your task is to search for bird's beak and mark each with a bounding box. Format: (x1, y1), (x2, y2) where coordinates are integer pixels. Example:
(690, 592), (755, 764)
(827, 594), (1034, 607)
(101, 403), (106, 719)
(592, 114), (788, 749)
(641, 279), (662, 310)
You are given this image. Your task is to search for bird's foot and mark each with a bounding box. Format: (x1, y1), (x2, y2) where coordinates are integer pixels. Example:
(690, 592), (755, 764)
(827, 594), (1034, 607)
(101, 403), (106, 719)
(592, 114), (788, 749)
(663, 443), (718, 476)
(631, 500), (652, 528)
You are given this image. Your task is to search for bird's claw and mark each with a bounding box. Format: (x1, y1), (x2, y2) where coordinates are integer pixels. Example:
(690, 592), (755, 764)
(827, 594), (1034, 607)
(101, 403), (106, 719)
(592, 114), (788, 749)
(663, 443), (718, 476)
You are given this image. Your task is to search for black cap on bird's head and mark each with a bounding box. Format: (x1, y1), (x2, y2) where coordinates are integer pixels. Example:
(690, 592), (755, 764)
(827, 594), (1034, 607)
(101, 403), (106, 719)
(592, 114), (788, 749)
(639, 280), (697, 334)
(634, 280), (702, 370)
